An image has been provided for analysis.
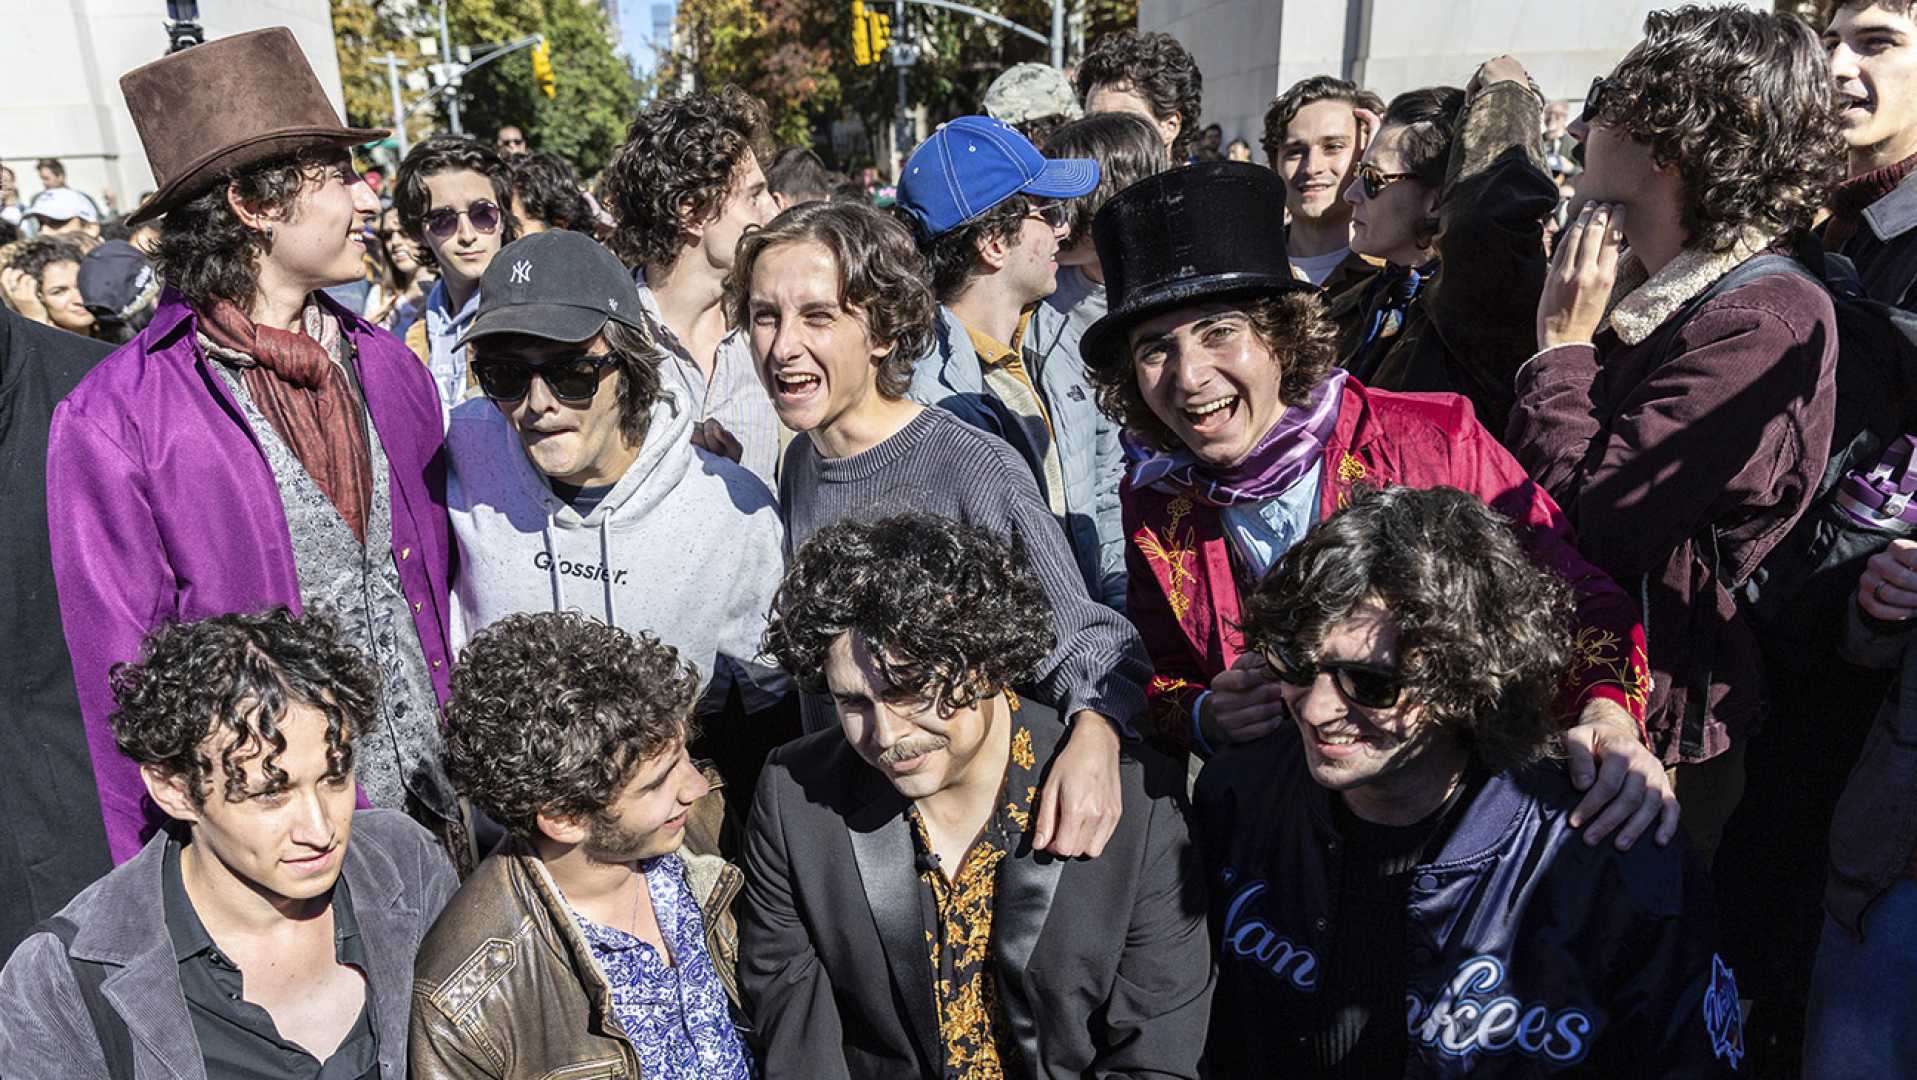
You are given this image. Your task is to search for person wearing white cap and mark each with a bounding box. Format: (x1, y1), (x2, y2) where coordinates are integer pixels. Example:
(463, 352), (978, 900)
(25, 186), (101, 248)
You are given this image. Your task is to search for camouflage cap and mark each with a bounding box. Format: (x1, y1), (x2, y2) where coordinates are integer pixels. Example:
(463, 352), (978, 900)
(983, 63), (1083, 126)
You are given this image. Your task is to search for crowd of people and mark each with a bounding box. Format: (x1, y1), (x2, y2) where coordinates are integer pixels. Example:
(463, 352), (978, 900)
(1, 1), (1915, 1076)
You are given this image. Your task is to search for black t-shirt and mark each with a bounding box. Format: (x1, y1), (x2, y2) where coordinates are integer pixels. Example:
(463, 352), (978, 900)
(1314, 771), (1485, 1077)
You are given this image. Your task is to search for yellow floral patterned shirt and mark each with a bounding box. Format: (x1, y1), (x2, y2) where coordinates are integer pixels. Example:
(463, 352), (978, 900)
(908, 718), (1040, 1080)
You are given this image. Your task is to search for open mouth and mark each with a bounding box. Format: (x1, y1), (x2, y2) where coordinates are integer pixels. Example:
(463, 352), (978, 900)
(773, 370), (822, 401)
(1182, 395), (1240, 433)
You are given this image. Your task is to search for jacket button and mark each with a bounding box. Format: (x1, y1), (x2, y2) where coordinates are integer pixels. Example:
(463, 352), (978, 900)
(413, 601), (422, 613)
(1313, 916), (1328, 932)
(432, 659), (442, 669)
(400, 546), (412, 560)
(1416, 874), (1438, 891)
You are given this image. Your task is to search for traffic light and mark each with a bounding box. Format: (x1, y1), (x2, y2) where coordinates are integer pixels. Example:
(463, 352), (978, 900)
(867, 6), (891, 59)
(531, 38), (556, 98)
(851, 0), (873, 66)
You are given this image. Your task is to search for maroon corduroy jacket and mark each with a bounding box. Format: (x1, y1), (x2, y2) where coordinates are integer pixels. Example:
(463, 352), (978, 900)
(1507, 269), (1838, 765)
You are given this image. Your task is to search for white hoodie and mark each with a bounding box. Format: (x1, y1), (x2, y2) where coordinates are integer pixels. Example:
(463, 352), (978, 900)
(446, 388), (789, 712)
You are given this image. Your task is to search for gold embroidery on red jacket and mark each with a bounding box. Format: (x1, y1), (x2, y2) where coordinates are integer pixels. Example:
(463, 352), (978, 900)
(1137, 496), (1199, 622)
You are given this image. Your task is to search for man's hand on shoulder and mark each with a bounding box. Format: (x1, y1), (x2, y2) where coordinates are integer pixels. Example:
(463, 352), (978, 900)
(1565, 697), (1680, 851)
(1036, 711), (1123, 858)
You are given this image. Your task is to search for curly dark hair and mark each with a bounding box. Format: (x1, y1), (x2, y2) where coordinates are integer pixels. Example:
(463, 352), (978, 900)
(107, 608), (380, 808)
(1074, 31), (1205, 161)
(1043, 111), (1166, 253)
(1085, 289), (1338, 452)
(391, 135), (521, 262)
(151, 148), (357, 310)
(1592, 5), (1844, 253)
(469, 315), (668, 445)
(905, 193), (1032, 303)
(6, 234), (83, 285)
(601, 86), (769, 269)
(444, 611), (701, 841)
(1241, 485), (1577, 771)
(728, 200), (936, 399)
(509, 152), (593, 233)
(1262, 75), (1386, 169)
(763, 513), (1054, 712)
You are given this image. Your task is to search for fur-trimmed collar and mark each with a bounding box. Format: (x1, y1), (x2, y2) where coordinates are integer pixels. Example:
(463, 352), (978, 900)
(1603, 227), (1774, 345)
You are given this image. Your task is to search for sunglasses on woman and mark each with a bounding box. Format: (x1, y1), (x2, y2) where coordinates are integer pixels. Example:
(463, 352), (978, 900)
(1263, 645), (1407, 710)
(472, 352), (615, 404)
(1356, 162), (1418, 199)
(424, 199), (502, 240)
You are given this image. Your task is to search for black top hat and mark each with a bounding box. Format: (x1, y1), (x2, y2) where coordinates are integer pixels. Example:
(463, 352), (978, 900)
(1080, 161), (1313, 373)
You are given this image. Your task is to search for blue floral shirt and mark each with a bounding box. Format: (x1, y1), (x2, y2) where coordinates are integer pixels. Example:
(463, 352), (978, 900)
(570, 854), (754, 1080)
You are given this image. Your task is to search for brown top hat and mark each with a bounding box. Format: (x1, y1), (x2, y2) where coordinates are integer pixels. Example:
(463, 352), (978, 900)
(120, 27), (387, 226)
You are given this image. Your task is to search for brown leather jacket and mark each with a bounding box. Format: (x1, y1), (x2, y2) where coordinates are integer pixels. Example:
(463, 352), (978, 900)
(408, 787), (744, 1078)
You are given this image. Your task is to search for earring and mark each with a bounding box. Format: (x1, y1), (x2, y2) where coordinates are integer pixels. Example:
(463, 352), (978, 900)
(264, 225), (275, 241)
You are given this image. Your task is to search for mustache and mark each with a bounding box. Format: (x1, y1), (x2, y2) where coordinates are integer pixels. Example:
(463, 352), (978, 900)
(879, 735), (950, 764)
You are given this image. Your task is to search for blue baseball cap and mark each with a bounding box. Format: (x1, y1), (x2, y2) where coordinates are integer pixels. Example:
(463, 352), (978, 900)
(897, 115), (1100, 238)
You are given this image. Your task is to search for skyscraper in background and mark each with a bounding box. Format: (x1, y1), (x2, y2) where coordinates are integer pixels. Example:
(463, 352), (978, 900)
(617, 0), (675, 83)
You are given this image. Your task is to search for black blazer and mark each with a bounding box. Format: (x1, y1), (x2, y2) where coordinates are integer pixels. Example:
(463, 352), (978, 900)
(739, 707), (1214, 1078)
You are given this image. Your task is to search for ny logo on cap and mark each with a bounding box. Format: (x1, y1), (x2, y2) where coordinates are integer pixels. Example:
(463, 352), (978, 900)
(510, 260), (532, 285)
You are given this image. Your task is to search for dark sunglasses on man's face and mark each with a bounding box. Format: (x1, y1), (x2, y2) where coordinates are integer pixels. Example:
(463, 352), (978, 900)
(1264, 645), (1407, 710)
(1356, 162), (1418, 200)
(472, 352), (615, 404)
(1577, 77), (1614, 127)
(424, 199), (502, 240)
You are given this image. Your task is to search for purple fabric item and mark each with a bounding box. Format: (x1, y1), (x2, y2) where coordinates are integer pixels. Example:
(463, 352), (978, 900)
(46, 288), (454, 864)
(1122, 368), (1348, 507)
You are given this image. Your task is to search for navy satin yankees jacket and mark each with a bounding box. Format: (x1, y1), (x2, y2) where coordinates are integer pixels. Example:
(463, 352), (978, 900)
(1193, 728), (1743, 1078)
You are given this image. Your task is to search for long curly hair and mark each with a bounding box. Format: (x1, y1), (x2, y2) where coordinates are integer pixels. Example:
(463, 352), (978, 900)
(443, 611), (700, 840)
(1073, 31), (1205, 161)
(107, 608), (380, 807)
(1240, 485), (1577, 771)
(1084, 289), (1339, 453)
(762, 514), (1055, 713)
(151, 148), (357, 310)
(601, 86), (768, 270)
(727, 200), (935, 400)
(1594, 5), (1844, 252)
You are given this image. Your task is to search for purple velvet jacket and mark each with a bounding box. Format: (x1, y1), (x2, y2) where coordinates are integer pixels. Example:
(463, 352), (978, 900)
(46, 289), (454, 864)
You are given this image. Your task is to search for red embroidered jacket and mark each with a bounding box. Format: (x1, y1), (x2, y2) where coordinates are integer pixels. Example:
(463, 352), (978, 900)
(1125, 379), (1649, 751)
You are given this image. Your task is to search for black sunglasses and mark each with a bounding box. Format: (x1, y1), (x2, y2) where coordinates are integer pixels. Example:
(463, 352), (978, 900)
(1025, 199), (1070, 230)
(1264, 646), (1406, 710)
(472, 352), (615, 404)
(1577, 77), (1614, 127)
(1356, 162), (1418, 199)
(424, 200), (502, 240)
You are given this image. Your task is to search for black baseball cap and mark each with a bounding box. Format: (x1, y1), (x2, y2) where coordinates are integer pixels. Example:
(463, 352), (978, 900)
(77, 239), (157, 320)
(455, 230), (650, 350)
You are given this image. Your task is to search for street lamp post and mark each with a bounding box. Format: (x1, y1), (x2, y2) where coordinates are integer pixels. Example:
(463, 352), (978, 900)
(437, 0), (462, 135)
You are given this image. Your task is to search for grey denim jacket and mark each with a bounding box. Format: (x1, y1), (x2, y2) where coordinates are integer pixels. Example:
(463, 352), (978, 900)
(0, 809), (458, 1080)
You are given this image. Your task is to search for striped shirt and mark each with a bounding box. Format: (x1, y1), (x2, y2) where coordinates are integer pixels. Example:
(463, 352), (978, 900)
(635, 269), (782, 487)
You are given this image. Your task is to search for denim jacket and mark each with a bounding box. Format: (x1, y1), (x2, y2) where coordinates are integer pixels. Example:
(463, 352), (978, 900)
(909, 301), (1127, 608)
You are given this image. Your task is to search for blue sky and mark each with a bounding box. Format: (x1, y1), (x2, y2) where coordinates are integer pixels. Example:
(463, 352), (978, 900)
(617, 0), (675, 78)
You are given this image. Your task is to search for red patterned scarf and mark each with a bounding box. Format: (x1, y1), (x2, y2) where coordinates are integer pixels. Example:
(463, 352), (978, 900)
(199, 297), (373, 544)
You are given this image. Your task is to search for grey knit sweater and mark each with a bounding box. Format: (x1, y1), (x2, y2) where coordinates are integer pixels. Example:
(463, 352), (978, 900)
(779, 406), (1149, 727)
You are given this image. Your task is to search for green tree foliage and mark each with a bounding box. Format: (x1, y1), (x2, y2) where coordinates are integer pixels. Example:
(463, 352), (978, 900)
(330, 0), (638, 177)
(664, 0), (1136, 163)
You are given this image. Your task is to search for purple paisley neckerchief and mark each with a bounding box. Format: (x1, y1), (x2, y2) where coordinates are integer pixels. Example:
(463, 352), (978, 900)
(1123, 369), (1348, 508)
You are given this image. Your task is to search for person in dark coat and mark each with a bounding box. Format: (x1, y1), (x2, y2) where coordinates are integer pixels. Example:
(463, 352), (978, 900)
(0, 306), (111, 958)
(1342, 56), (1558, 437)
(1197, 486), (1739, 1078)
(743, 513), (1212, 1079)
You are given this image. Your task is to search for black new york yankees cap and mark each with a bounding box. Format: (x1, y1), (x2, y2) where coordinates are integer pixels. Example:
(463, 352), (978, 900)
(455, 229), (652, 350)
